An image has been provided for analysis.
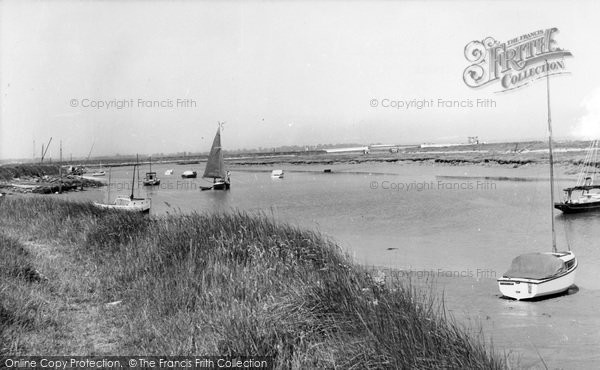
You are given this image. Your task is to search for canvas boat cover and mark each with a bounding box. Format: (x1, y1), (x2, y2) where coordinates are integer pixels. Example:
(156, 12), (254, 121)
(503, 253), (566, 280)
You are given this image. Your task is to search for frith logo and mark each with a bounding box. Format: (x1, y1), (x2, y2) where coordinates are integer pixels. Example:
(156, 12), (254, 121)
(463, 28), (572, 91)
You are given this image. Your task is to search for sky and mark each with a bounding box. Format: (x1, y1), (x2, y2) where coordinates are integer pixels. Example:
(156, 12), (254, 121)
(1, 0), (600, 160)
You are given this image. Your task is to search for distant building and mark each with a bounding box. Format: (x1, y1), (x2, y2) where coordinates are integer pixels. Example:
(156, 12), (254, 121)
(324, 146), (370, 154)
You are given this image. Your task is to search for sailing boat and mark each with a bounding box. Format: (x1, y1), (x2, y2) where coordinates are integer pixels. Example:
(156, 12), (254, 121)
(93, 164), (151, 213)
(554, 140), (600, 213)
(143, 156), (161, 186)
(497, 61), (577, 300)
(201, 123), (230, 190)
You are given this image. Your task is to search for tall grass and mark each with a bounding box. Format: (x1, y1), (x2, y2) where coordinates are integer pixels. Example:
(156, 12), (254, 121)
(0, 197), (507, 368)
(0, 164), (60, 181)
(0, 234), (57, 355)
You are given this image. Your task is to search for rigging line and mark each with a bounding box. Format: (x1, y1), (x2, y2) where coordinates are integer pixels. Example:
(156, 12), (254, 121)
(561, 215), (572, 251)
(576, 144), (585, 185)
(576, 140), (593, 186)
(592, 140), (599, 182)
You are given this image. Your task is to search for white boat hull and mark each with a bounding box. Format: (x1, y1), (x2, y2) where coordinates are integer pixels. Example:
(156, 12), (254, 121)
(93, 197), (151, 213)
(497, 251), (577, 300)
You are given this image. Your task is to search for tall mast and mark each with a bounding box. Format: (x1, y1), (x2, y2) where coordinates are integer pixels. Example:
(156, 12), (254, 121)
(131, 163), (136, 200)
(130, 154), (138, 200)
(59, 140), (63, 194)
(546, 60), (557, 253)
(107, 167), (112, 204)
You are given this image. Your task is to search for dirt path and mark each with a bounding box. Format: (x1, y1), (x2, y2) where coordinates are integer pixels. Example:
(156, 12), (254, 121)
(21, 240), (123, 355)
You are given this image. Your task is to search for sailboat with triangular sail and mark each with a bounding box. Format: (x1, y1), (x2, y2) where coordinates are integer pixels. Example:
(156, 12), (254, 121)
(201, 123), (230, 191)
(497, 61), (577, 300)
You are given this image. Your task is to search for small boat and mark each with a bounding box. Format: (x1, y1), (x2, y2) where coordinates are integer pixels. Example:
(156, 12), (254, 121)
(91, 171), (105, 177)
(94, 196), (151, 213)
(202, 123), (230, 190)
(181, 170), (197, 178)
(498, 252), (577, 300)
(497, 62), (577, 300)
(142, 157), (161, 186)
(555, 140), (600, 213)
(271, 169), (284, 178)
(164, 169), (174, 176)
(93, 166), (151, 213)
(143, 172), (160, 186)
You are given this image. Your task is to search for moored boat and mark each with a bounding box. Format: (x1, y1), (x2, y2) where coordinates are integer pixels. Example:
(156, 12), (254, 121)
(271, 169), (284, 178)
(93, 165), (151, 213)
(93, 196), (151, 213)
(202, 123), (230, 190)
(142, 156), (161, 186)
(555, 140), (600, 213)
(497, 251), (577, 300)
(497, 61), (576, 300)
(181, 170), (197, 178)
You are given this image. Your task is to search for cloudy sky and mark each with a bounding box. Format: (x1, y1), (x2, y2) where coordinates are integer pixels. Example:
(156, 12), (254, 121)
(1, 0), (600, 160)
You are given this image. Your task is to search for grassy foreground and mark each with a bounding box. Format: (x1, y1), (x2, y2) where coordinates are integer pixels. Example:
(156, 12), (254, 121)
(0, 197), (507, 368)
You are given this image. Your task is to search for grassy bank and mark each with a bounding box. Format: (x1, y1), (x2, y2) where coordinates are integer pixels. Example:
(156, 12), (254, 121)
(0, 164), (60, 181)
(0, 197), (507, 368)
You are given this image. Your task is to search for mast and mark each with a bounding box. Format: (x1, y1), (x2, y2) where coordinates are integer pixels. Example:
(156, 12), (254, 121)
(136, 154), (140, 192)
(546, 60), (557, 253)
(59, 140), (63, 194)
(107, 167), (112, 204)
(130, 165), (136, 199)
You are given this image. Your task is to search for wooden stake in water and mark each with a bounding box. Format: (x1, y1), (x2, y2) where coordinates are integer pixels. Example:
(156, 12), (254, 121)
(546, 60), (557, 253)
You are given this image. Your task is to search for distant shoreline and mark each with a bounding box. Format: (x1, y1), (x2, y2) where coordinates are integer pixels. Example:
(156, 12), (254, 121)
(1, 140), (595, 170)
(0, 148), (588, 196)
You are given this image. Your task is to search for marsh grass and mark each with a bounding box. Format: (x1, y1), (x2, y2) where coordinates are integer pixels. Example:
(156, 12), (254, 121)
(0, 197), (507, 368)
(0, 164), (60, 181)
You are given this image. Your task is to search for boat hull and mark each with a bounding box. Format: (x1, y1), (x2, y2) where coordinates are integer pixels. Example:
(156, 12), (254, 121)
(554, 201), (600, 213)
(497, 251), (577, 300)
(93, 198), (151, 213)
(143, 179), (161, 186)
(181, 171), (197, 179)
(212, 181), (230, 190)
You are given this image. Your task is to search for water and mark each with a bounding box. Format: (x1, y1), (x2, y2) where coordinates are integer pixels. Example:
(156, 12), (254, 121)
(66, 161), (600, 368)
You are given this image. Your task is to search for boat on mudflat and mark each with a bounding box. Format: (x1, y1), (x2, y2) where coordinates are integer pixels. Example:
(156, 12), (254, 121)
(497, 61), (577, 300)
(498, 251), (577, 300)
